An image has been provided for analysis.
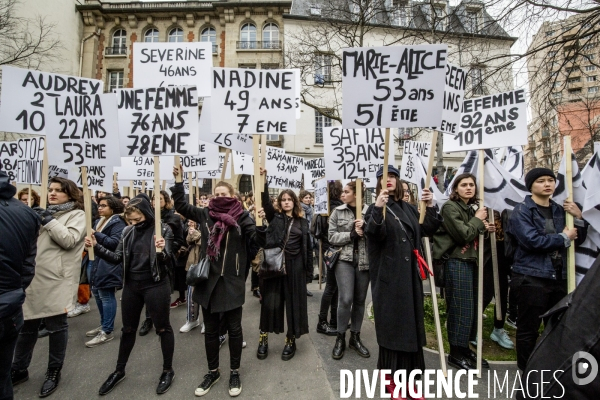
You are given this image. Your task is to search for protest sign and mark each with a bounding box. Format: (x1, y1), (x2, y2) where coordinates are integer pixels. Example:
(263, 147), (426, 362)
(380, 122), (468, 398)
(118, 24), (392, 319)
(303, 157), (326, 190)
(68, 165), (112, 192)
(198, 101), (255, 154)
(115, 156), (175, 180)
(0, 141), (18, 181)
(233, 151), (254, 175)
(48, 165), (68, 179)
(179, 142), (219, 171)
(116, 86), (199, 156)
(211, 68), (296, 135)
(45, 93), (120, 168)
(323, 127), (395, 180)
(313, 178), (329, 215)
(265, 146), (303, 190)
(400, 141), (432, 185)
(133, 42), (212, 97)
(443, 89), (528, 153)
(342, 44), (448, 128)
(196, 153), (232, 179)
(14, 137), (45, 184)
(0, 66), (103, 135)
(437, 63), (466, 135)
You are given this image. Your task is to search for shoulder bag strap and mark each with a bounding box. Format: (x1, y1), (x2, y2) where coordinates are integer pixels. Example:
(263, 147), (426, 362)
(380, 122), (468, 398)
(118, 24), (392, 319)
(282, 218), (294, 251)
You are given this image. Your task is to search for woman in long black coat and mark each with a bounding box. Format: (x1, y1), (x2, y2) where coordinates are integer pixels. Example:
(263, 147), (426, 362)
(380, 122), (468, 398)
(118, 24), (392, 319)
(364, 166), (442, 377)
(257, 172), (313, 362)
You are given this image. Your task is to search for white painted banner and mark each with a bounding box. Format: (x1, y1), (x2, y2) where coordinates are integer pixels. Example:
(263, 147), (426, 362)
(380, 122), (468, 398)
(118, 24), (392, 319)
(313, 178), (329, 215)
(211, 68), (296, 135)
(48, 165), (68, 179)
(133, 42), (213, 97)
(437, 63), (466, 136)
(196, 153), (232, 179)
(180, 142), (220, 171)
(444, 89), (528, 153)
(68, 165), (113, 192)
(342, 44), (448, 128)
(323, 127), (395, 180)
(400, 141), (432, 185)
(116, 86), (199, 156)
(45, 93), (121, 168)
(0, 66), (103, 135)
(233, 151), (254, 175)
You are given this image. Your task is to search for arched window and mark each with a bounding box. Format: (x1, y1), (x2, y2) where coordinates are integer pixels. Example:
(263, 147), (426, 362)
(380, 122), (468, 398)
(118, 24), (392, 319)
(262, 23), (279, 49)
(201, 27), (217, 53)
(111, 29), (127, 55)
(144, 28), (159, 42)
(239, 23), (256, 49)
(168, 27), (184, 42)
(239, 175), (252, 194)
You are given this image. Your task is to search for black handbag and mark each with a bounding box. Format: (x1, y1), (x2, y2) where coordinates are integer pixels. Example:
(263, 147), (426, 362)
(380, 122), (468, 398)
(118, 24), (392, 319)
(261, 221), (294, 279)
(323, 247), (341, 270)
(186, 257), (210, 285)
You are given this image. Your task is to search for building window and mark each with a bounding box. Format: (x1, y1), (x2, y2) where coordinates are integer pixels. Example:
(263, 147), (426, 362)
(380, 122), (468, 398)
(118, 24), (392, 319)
(239, 175), (252, 194)
(262, 23), (280, 49)
(168, 27), (184, 42)
(144, 28), (159, 42)
(107, 29), (127, 55)
(314, 54), (332, 85)
(315, 110), (332, 144)
(587, 76), (597, 82)
(432, 6), (447, 31)
(585, 65), (596, 71)
(310, 5), (322, 16)
(238, 63), (256, 69)
(266, 134), (280, 141)
(469, 68), (485, 95)
(108, 71), (124, 92)
(553, 81), (562, 88)
(239, 23), (257, 49)
(569, 88), (582, 94)
(201, 27), (217, 53)
(548, 51), (557, 57)
(589, 86), (599, 93)
(261, 63), (280, 69)
(585, 54), (596, 61)
(568, 77), (581, 83)
(546, 30), (555, 36)
(465, 10), (479, 33)
(398, 127), (413, 148)
(391, 5), (410, 27)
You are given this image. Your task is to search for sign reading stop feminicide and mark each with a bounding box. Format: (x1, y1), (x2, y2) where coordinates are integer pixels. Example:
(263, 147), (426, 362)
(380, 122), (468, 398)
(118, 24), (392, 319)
(342, 45), (447, 129)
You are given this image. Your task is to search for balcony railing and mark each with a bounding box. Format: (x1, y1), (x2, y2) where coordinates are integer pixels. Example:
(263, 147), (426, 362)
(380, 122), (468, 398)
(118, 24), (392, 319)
(105, 46), (127, 56)
(236, 41), (282, 50)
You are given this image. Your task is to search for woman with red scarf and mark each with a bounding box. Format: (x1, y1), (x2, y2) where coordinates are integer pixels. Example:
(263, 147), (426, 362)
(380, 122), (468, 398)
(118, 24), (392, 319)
(170, 167), (265, 398)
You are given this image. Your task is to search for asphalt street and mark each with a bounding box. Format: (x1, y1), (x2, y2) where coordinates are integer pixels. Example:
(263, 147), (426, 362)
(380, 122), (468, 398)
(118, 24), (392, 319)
(13, 279), (518, 400)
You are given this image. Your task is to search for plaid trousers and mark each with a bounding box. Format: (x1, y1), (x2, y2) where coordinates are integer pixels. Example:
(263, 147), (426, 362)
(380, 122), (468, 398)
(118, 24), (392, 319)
(445, 258), (478, 348)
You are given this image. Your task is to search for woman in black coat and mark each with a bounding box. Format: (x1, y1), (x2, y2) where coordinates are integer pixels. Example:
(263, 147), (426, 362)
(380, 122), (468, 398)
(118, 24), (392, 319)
(364, 166), (442, 379)
(257, 170), (313, 362)
(85, 195), (127, 348)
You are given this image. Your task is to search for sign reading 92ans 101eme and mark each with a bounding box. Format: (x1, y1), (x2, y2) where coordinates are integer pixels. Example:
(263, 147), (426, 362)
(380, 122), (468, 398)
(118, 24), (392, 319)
(116, 86), (199, 157)
(133, 42), (213, 97)
(443, 89), (528, 153)
(342, 44), (447, 129)
(210, 68), (296, 135)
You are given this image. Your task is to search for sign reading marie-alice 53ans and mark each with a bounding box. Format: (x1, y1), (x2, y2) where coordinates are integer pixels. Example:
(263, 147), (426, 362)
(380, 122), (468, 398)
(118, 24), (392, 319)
(342, 44), (448, 129)
(443, 89), (528, 153)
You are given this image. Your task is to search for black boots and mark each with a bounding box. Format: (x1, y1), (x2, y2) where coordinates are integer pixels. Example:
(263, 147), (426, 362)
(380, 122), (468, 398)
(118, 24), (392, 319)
(39, 367), (61, 398)
(316, 318), (337, 336)
(156, 369), (175, 394)
(281, 336), (296, 361)
(349, 332), (370, 358)
(332, 332), (346, 360)
(11, 369), (29, 386)
(257, 332), (268, 360)
(139, 318), (153, 336)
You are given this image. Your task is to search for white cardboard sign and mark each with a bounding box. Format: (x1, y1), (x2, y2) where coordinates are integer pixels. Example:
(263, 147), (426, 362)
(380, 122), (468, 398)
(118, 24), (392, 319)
(342, 45), (448, 128)
(437, 63), (466, 136)
(265, 146), (303, 190)
(314, 178), (329, 215)
(48, 165), (68, 179)
(116, 86), (199, 156)
(443, 89), (528, 153)
(323, 127), (395, 180)
(133, 42), (213, 97)
(0, 141), (18, 182)
(0, 66), (103, 135)
(180, 142), (220, 171)
(233, 151), (254, 175)
(15, 137), (45, 184)
(211, 68), (296, 135)
(114, 156), (175, 180)
(196, 153), (232, 179)
(400, 141), (432, 185)
(198, 101), (255, 154)
(68, 165), (113, 192)
(303, 157), (326, 190)
(45, 93), (121, 168)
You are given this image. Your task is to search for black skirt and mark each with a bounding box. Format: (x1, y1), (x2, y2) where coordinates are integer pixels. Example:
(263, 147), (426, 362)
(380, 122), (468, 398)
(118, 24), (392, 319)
(259, 253), (309, 338)
(377, 346), (425, 374)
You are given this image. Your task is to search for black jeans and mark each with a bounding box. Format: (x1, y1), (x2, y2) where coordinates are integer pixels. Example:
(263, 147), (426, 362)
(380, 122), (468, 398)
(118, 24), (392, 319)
(172, 267), (187, 299)
(1, 309), (24, 400)
(318, 266), (338, 324)
(202, 306), (243, 371)
(514, 273), (567, 370)
(117, 278), (174, 372)
(12, 313), (68, 371)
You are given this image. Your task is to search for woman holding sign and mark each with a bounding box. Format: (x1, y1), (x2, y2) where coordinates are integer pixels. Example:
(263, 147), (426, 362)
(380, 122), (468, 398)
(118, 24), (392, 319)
(257, 169), (313, 363)
(433, 173), (492, 370)
(11, 177), (86, 398)
(328, 180), (371, 360)
(170, 166), (266, 398)
(364, 166), (442, 382)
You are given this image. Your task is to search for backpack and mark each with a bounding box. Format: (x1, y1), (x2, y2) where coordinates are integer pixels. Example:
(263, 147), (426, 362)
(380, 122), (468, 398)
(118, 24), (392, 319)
(502, 209), (516, 265)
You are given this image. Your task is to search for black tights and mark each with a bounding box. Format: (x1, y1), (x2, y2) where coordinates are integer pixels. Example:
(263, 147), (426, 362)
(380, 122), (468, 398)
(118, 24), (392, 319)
(116, 278), (174, 372)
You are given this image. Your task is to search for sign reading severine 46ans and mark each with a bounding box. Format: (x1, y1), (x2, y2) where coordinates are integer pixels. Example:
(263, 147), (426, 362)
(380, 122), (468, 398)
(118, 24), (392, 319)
(342, 45), (447, 129)
(133, 42), (213, 97)
(210, 68), (296, 135)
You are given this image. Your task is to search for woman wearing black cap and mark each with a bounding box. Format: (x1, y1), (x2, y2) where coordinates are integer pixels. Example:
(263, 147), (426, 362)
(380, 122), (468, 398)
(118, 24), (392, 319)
(364, 165), (442, 386)
(88, 194), (176, 395)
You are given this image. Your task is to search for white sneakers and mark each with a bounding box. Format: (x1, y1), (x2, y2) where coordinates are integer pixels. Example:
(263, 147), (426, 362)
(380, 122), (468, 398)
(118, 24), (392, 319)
(201, 322), (205, 334)
(68, 303), (91, 318)
(85, 331), (114, 347)
(180, 320), (201, 333)
(86, 326), (102, 337)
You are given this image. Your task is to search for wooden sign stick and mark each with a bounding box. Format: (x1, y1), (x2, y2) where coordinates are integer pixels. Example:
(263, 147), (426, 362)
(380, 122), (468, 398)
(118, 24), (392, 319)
(81, 167), (94, 260)
(565, 136), (576, 293)
(356, 178), (363, 216)
(221, 149), (231, 182)
(253, 135), (263, 227)
(154, 156), (162, 252)
(174, 156), (183, 183)
(188, 173), (194, 205)
(382, 128), (391, 219)
(141, 180), (146, 194)
(40, 146), (49, 209)
(129, 181), (133, 197)
(476, 149), (485, 377)
(419, 132), (438, 223)
(489, 209), (503, 320)
(27, 185), (32, 207)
